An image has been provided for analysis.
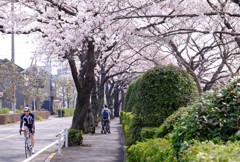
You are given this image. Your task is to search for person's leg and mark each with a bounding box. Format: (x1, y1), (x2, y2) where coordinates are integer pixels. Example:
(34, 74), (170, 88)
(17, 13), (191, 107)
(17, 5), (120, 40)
(101, 119), (104, 130)
(31, 133), (35, 148)
(30, 127), (35, 153)
(24, 126), (28, 137)
(107, 120), (111, 133)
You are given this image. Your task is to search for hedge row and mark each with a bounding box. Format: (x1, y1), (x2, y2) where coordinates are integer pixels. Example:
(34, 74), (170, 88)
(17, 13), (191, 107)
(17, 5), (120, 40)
(0, 108), (10, 114)
(128, 138), (176, 162)
(120, 111), (134, 146)
(122, 65), (199, 145)
(124, 77), (240, 161)
(0, 111), (50, 124)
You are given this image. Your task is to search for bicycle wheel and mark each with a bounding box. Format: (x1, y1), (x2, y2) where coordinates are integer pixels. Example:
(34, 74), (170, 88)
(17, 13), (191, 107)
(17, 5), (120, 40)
(25, 138), (32, 158)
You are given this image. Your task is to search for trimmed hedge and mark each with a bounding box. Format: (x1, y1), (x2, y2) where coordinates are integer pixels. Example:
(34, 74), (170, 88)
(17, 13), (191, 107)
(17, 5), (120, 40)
(120, 111), (135, 146)
(181, 141), (240, 162)
(141, 127), (158, 141)
(125, 79), (142, 112)
(132, 65), (199, 127)
(128, 138), (177, 162)
(123, 80), (136, 112)
(154, 107), (189, 138)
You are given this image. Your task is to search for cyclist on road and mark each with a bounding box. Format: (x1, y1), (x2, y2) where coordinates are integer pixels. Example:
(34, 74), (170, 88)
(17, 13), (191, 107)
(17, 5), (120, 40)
(19, 106), (35, 153)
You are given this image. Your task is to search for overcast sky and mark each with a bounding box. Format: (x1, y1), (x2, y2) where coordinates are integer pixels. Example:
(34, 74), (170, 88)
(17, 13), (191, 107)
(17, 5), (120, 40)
(0, 34), (36, 69)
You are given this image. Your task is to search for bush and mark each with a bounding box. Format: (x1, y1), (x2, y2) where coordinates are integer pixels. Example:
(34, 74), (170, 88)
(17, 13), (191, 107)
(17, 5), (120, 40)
(124, 65), (198, 144)
(37, 116), (43, 121)
(15, 109), (22, 114)
(155, 107), (189, 138)
(172, 77), (240, 156)
(68, 128), (83, 146)
(132, 65), (199, 127)
(181, 141), (240, 162)
(141, 127), (158, 141)
(123, 80), (136, 112)
(120, 111), (135, 146)
(124, 79), (142, 112)
(128, 138), (177, 162)
(0, 108), (10, 114)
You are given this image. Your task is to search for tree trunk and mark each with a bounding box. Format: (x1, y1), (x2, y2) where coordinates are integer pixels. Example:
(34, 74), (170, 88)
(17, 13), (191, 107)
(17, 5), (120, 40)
(91, 80), (99, 127)
(67, 99), (70, 108)
(72, 93), (90, 130)
(119, 88), (124, 112)
(113, 85), (119, 117)
(70, 39), (96, 131)
(97, 72), (106, 115)
(105, 81), (114, 119)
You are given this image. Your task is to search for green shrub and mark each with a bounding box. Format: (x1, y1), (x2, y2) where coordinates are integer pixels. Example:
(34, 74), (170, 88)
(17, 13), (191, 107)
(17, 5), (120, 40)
(141, 127), (158, 141)
(0, 108), (10, 114)
(125, 79), (142, 112)
(37, 116), (43, 121)
(68, 128), (83, 146)
(123, 80), (136, 112)
(172, 77), (240, 156)
(132, 65), (199, 127)
(15, 109), (22, 114)
(128, 138), (177, 162)
(120, 111), (135, 146)
(155, 107), (189, 138)
(124, 65), (198, 145)
(181, 141), (240, 162)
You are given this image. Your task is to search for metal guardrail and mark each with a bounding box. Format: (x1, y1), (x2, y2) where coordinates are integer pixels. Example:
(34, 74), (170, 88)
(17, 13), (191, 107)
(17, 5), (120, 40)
(56, 128), (68, 154)
(22, 128), (68, 162)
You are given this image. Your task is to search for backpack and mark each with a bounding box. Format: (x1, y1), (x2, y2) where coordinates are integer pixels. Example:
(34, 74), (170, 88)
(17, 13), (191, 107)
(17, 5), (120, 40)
(102, 110), (109, 119)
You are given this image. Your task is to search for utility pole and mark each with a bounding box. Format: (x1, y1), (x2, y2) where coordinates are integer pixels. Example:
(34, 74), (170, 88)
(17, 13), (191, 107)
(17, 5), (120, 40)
(11, 0), (16, 112)
(11, 0), (15, 64)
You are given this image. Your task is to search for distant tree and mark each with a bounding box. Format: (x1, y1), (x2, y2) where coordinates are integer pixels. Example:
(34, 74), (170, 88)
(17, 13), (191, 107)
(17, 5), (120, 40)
(21, 66), (48, 111)
(55, 77), (76, 108)
(0, 61), (24, 110)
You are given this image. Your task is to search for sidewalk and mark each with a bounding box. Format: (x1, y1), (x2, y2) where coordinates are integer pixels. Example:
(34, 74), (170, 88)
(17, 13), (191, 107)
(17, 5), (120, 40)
(49, 117), (126, 162)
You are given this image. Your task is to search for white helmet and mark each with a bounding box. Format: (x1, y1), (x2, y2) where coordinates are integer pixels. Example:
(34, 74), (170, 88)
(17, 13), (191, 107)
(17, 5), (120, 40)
(23, 107), (30, 112)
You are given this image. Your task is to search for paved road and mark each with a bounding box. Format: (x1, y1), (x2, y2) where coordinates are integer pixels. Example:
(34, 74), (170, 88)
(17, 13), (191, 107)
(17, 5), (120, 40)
(0, 116), (72, 162)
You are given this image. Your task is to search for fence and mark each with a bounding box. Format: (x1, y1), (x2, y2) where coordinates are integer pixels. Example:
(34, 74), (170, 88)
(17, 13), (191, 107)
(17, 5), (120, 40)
(56, 128), (68, 154)
(22, 128), (68, 162)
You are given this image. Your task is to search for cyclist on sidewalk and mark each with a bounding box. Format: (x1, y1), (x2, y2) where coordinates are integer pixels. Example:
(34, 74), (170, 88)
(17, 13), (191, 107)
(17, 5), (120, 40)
(19, 106), (35, 153)
(101, 104), (111, 133)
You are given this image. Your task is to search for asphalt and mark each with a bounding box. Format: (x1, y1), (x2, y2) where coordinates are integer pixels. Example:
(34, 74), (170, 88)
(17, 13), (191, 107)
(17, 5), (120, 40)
(30, 117), (126, 162)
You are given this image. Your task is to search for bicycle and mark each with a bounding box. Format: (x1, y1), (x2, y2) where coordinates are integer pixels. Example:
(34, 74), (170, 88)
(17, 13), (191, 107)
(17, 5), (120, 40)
(20, 128), (32, 158)
(101, 119), (111, 134)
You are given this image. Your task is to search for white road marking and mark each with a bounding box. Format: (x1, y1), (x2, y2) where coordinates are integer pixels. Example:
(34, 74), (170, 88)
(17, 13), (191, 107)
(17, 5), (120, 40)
(22, 141), (58, 162)
(0, 133), (18, 141)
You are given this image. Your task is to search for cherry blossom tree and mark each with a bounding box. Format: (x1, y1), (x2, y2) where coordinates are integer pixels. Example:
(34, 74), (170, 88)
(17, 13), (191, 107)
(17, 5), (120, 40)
(0, 0), (240, 130)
